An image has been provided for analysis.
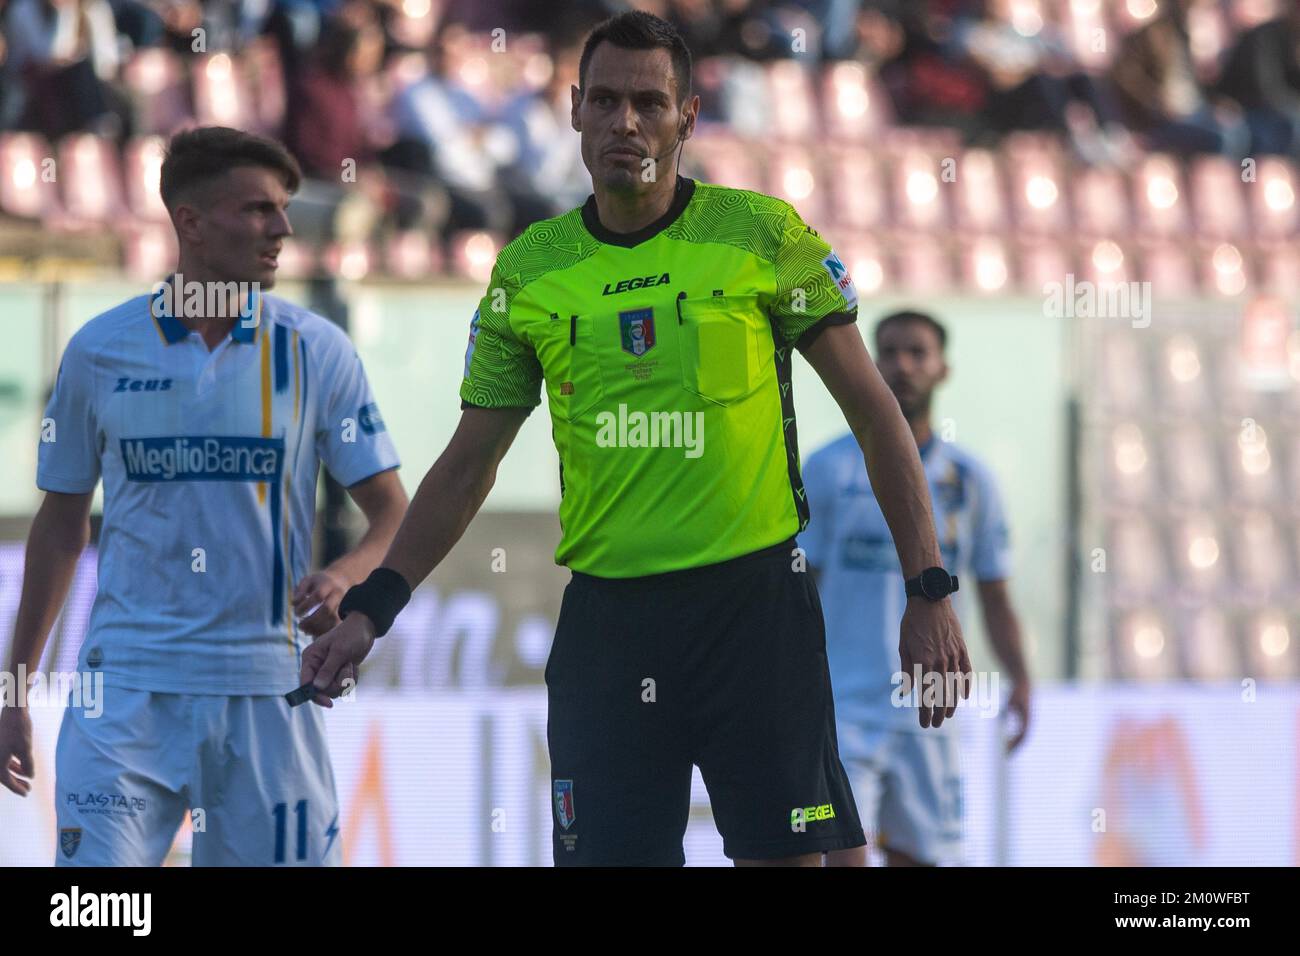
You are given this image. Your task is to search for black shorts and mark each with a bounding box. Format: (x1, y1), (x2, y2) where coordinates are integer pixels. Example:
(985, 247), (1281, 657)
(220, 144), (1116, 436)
(546, 537), (865, 865)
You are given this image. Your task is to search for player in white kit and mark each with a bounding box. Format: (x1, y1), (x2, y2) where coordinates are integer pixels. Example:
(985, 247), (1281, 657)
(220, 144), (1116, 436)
(0, 127), (408, 866)
(804, 310), (1032, 866)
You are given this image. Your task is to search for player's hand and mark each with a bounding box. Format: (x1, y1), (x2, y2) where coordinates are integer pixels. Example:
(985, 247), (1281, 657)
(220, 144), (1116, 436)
(0, 705), (35, 797)
(292, 570), (348, 637)
(299, 613), (377, 708)
(1004, 678), (1032, 753)
(898, 597), (971, 730)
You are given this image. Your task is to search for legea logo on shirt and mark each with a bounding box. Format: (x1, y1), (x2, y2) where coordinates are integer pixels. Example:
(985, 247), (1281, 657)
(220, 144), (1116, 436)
(121, 436), (284, 483)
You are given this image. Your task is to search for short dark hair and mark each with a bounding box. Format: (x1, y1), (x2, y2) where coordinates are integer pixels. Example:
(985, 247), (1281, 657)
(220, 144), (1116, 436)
(578, 11), (692, 104)
(874, 309), (948, 350)
(159, 126), (302, 213)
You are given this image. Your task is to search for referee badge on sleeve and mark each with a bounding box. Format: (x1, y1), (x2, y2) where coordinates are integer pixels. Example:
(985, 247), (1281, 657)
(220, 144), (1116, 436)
(463, 309), (481, 379)
(821, 252), (859, 309)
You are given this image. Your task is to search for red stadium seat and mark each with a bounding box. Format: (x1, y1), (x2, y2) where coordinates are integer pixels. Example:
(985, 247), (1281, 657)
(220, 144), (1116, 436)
(1108, 512), (1164, 596)
(1182, 606), (1237, 680)
(1200, 241), (1251, 297)
(193, 52), (252, 129)
(1080, 238), (1134, 286)
(895, 232), (953, 291)
(1107, 421), (1156, 504)
(274, 238), (316, 280)
(1072, 166), (1131, 238)
(764, 60), (817, 143)
(119, 220), (178, 281)
(58, 134), (127, 226)
(688, 129), (764, 194)
(1003, 139), (1068, 234)
(1243, 609), (1295, 680)
(1162, 422), (1218, 506)
(1230, 508), (1290, 597)
(890, 150), (949, 232)
(1097, 328), (1148, 412)
(1015, 235), (1070, 294)
(1188, 156), (1249, 239)
(834, 236), (889, 297)
(1140, 240), (1196, 296)
(959, 236), (1012, 294)
(122, 48), (194, 136)
(1172, 513), (1228, 595)
(766, 145), (824, 227)
(446, 230), (503, 284)
(820, 61), (890, 143)
(1227, 415), (1279, 504)
(322, 240), (375, 282)
(1258, 241), (1300, 298)
(123, 136), (169, 223)
(822, 145), (888, 233)
(1156, 332), (1211, 413)
(0, 133), (61, 222)
(1134, 154), (1190, 237)
(384, 230), (445, 280)
(1249, 157), (1298, 239)
(1114, 607), (1178, 681)
(952, 149), (1008, 234)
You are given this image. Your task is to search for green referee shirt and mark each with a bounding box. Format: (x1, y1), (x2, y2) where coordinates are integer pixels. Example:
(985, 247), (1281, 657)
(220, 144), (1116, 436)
(461, 176), (860, 577)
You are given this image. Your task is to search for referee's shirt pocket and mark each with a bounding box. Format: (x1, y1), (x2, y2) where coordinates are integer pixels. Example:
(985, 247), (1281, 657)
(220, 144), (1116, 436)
(536, 316), (605, 422)
(676, 294), (769, 405)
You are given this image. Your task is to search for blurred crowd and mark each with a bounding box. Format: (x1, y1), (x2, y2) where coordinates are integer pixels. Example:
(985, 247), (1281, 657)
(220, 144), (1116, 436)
(1, 0), (1299, 238)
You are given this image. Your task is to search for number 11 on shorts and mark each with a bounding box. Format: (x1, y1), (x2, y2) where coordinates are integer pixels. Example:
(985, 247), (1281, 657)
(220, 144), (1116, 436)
(273, 800), (308, 863)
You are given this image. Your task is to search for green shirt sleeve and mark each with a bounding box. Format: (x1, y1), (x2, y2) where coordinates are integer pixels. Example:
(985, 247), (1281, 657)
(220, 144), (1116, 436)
(767, 201), (860, 349)
(459, 264), (544, 410)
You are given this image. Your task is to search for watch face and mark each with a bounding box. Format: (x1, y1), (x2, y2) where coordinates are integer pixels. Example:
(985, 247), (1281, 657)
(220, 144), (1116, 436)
(921, 567), (951, 599)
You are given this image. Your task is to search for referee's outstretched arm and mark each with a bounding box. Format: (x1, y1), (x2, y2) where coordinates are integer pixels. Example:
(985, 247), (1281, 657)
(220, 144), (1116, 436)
(801, 321), (973, 729)
(299, 406), (529, 697)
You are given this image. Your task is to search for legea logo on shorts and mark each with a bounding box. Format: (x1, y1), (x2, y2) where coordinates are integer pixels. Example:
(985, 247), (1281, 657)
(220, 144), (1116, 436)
(790, 803), (836, 832)
(121, 436), (284, 483)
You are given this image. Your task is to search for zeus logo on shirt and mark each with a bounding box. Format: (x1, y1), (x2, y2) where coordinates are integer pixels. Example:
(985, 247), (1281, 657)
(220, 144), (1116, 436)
(121, 437), (284, 483)
(115, 378), (173, 393)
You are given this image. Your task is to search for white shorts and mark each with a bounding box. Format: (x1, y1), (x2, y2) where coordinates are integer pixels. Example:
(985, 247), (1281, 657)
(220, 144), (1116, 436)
(55, 685), (341, 867)
(839, 724), (963, 865)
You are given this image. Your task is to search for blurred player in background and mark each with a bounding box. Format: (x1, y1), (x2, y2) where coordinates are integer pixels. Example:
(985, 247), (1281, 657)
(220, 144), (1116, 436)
(304, 11), (971, 867)
(805, 310), (1032, 867)
(0, 126), (407, 866)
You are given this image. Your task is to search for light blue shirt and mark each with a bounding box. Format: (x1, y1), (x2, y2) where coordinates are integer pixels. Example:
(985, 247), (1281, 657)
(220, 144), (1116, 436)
(38, 289), (399, 694)
(802, 433), (1011, 733)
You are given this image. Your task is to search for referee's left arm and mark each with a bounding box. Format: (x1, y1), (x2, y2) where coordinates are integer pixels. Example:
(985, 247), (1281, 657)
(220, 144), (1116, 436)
(769, 201), (971, 728)
(801, 322), (972, 729)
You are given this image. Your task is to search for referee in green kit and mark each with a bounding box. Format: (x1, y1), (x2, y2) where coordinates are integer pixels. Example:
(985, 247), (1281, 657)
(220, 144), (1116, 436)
(303, 10), (971, 867)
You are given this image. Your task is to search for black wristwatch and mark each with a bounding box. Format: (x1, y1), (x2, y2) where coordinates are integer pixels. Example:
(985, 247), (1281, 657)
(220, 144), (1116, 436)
(905, 566), (959, 601)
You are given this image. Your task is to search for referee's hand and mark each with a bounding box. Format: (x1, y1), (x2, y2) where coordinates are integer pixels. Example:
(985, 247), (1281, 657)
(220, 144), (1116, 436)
(899, 598), (972, 729)
(299, 613), (377, 708)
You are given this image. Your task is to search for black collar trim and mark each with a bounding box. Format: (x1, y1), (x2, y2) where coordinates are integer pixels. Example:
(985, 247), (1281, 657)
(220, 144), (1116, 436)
(580, 177), (696, 248)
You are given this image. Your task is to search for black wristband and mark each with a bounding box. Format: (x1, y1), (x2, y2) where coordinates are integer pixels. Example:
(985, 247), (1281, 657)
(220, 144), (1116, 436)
(338, 568), (411, 638)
